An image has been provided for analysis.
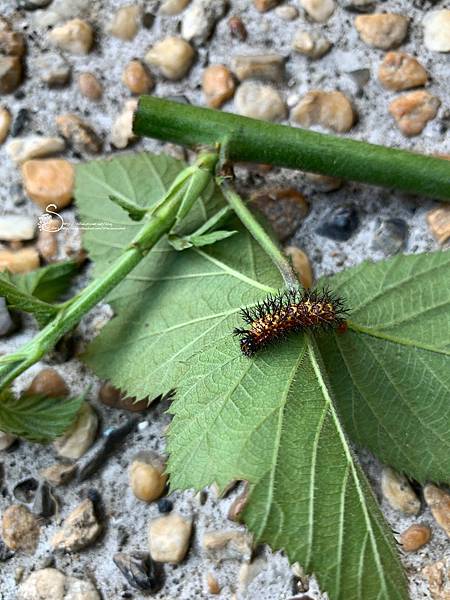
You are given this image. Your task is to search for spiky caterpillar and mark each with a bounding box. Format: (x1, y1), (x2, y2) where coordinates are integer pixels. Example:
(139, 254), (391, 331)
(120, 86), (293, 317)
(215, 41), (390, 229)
(234, 287), (348, 357)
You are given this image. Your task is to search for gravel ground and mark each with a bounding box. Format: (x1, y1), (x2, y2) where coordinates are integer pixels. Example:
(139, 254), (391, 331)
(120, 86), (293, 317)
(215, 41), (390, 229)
(0, 0), (449, 599)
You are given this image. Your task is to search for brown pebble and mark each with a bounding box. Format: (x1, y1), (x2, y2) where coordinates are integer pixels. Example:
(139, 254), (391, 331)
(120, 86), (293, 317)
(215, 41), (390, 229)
(129, 453), (167, 502)
(22, 159), (75, 210)
(56, 114), (102, 154)
(2, 505), (40, 553)
(0, 248), (39, 274)
(424, 484), (450, 538)
(36, 229), (58, 262)
(355, 14), (409, 50)
(40, 463), (76, 487)
(228, 481), (250, 522)
(400, 524), (431, 552)
(422, 558), (450, 600)
(26, 368), (69, 398)
(228, 16), (247, 41)
(0, 27), (25, 58)
(389, 91), (441, 136)
(98, 381), (149, 412)
(206, 572), (221, 595)
(378, 52), (428, 91)
(427, 206), (450, 245)
(202, 65), (235, 108)
(0, 56), (22, 94)
(284, 246), (314, 288)
(291, 90), (356, 133)
(78, 72), (103, 101)
(122, 60), (154, 95)
(253, 0), (280, 12)
(0, 105), (11, 143)
(49, 19), (94, 55)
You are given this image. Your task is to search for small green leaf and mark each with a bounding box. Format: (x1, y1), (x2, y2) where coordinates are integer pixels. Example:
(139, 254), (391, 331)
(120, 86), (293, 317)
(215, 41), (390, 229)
(12, 260), (80, 303)
(0, 387), (84, 443)
(0, 271), (58, 326)
(108, 195), (147, 221)
(168, 229), (237, 251)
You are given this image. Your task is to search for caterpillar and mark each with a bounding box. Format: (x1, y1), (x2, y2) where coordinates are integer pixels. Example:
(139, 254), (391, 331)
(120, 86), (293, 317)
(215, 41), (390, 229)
(234, 287), (348, 357)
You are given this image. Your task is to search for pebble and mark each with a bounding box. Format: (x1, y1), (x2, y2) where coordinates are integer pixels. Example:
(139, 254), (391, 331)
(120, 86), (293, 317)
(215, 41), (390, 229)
(284, 246), (313, 288)
(107, 5), (141, 41)
(146, 36), (195, 80)
(33, 480), (56, 518)
(54, 402), (98, 460)
(381, 466), (420, 515)
(291, 90), (355, 133)
(0, 25), (25, 58)
(427, 206), (450, 245)
(202, 65), (235, 108)
(355, 14), (409, 49)
(111, 99), (138, 149)
(19, 0), (53, 7)
(228, 16), (247, 40)
(371, 218), (408, 255)
(158, 498), (173, 513)
(300, 0), (335, 22)
(7, 136), (65, 165)
(251, 187), (309, 241)
(78, 72), (103, 101)
(400, 524), (431, 552)
(0, 105), (11, 143)
(17, 568), (101, 600)
(34, 0), (91, 28)
(275, 5), (298, 20)
(341, 0), (374, 11)
(0, 248), (40, 274)
(49, 18), (94, 55)
(202, 529), (253, 562)
(0, 215), (35, 241)
(206, 572), (221, 594)
(11, 108), (29, 137)
(1, 504), (40, 553)
(181, 0), (227, 44)
(292, 30), (332, 58)
(0, 430), (16, 450)
(27, 368), (69, 398)
(40, 462), (76, 486)
(13, 478), (38, 503)
(254, 0), (280, 12)
(235, 81), (286, 121)
(51, 498), (102, 552)
(56, 113), (102, 154)
(389, 91), (440, 137)
(0, 56), (22, 94)
(424, 484), (450, 538)
(316, 205), (359, 241)
(122, 60), (154, 95)
(148, 513), (192, 563)
(35, 53), (71, 87)
(227, 482), (249, 522)
(37, 229), (58, 262)
(423, 10), (450, 53)
(378, 52), (428, 91)
(422, 558), (450, 600)
(113, 552), (164, 593)
(98, 381), (149, 412)
(159, 0), (191, 15)
(231, 54), (285, 82)
(22, 158), (75, 209)
(304, 171), (342, 191)
(129, 452), (167, 502)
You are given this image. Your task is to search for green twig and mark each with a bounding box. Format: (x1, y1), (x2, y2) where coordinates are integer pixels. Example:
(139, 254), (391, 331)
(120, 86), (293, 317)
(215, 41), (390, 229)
(134, 96), (450, 202)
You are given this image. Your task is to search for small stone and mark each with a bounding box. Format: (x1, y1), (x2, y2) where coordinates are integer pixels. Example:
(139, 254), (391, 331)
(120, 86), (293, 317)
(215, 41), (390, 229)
(389, 91), (440, 137)
(371, 218), (408, 255)
(33, 480), (56, 518)
(35, 53), (71, 87)
(107, 5), (141, 41)
(7, 136), (65, 165)
(316, 206), (359, 242)
(292, 30), (332, 58)
(254, 0), (280, 12)
(33, 0), (91, 26)
(111, 99), (138, 149)
(51, 498), (102, 552)
(228, 16), (247, 40)
(0, 248), (40, 274)
(78, 72), (103, 101)
(54, 403), (98, 460)
(146, 36), (195, 80)
(181, 0), (227, 44)
(400, 524), (431, 552)
(0, 25), (25, 58)
(98, 381), (149, 412)
(56, 114), (102, 154)
(424, 484), (450, 538)
(0, 215), (35, 241)
(355, 14), (409, 50)
(423, 10), (450, 53)
(423, 558), (450, 600)
(159, 0), (191, 15)
(300, 0), (335, 22)
(0, 430), (16, 450)
(2, 505), (40, 553)
(427, 206), (450, 245)
(202, 65), (235, 108)
(11, 108), (29, 137)
(206, 572), (221, 594)
(381, 466), (420, 515)
(0, 105), (11, 143)
(275, 5), (299, 20)
(284, 246), (313, 288)
(231, 54), (285, 82)
(157, 498), (173, 513)
(202, 530), (253, 562)
(113, 552), (163, 593)
(37, 229), (58, 262)
(22, 159), (75, 210)
(49, 18), (94, 55)
(227, 482), (249, 522)
(304, 172), (342, 191)
(251, 187), (309, 241)
(129, 452), (167, 502)
(122, 60), (154, 95)
(17, 568), (101, 600)
(341, 0), (374, 11)
(27, 368), (69, 398)
(235, 81), (286, 121)
(292, 90), (355, 133)
(40, 463), (76, 486)
(0, 56), (22, 94)
(18, 0), (53, 7)
(13, 478), (39, 503)
(378, 52), (428, 91)
(148, 513), (192, 563)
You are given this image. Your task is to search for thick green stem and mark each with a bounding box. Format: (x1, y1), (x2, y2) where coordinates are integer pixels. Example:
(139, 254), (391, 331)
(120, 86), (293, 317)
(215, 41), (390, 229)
(134, 96), (450, 202)
(218, 178), (299, 289)
(0, 152), (218, 391)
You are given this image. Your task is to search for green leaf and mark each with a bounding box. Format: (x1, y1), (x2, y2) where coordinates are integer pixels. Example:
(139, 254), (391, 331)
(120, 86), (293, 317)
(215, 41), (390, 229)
(168, 229), (237, 251)
(0, 271), (58, 326)
(317, 250), (450, 483)
(0, 387), (84, 443)
(108, 195), (147, 221)
(12, 260), (80, 303)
